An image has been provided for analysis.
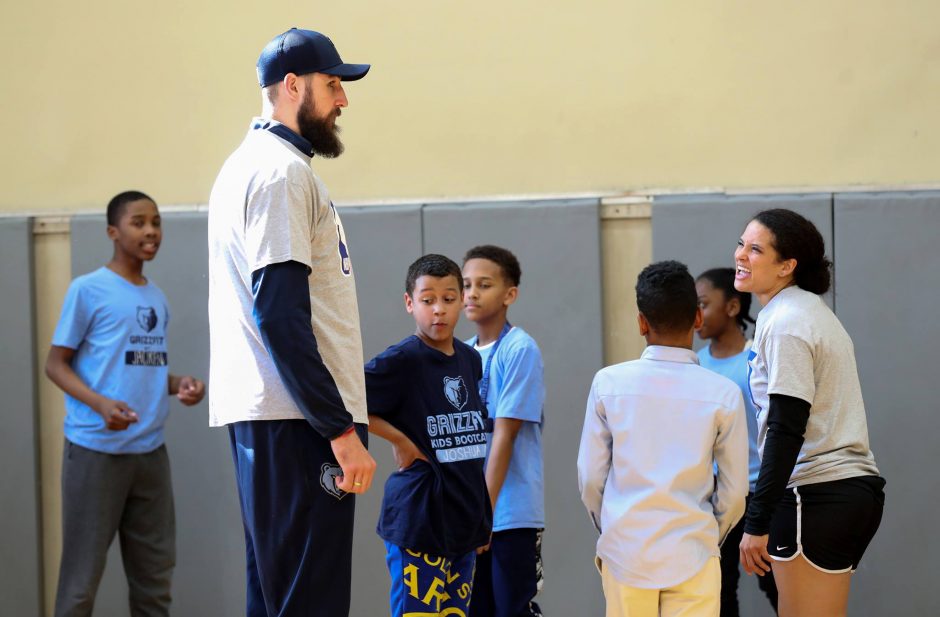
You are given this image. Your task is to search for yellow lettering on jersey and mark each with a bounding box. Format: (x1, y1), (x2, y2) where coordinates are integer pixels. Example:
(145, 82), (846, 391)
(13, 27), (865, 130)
(403, 564), (420, 599)
(422, 576), (447, 610)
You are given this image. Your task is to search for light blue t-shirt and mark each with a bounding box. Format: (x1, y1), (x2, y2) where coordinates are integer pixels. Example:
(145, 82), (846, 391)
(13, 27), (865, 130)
(52, 267), (171, 454)
(698, 344), (760, 490)
(468, 326), (545, 531)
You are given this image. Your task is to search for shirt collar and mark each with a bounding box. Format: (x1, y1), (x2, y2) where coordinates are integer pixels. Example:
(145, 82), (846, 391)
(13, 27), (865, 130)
(640, 345), (699, 365)
(250, 117), (314, 157)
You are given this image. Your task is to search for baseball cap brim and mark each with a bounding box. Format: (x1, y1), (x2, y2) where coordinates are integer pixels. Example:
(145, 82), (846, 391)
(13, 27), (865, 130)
(323, 62), (371, 81)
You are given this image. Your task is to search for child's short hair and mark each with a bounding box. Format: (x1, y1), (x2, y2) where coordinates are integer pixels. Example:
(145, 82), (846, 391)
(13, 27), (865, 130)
(107, 190), (155, 226)
(462, 245), (521, 287)
(635, 260), (698, 332)
(405, 254), (463, 296)
(696, 267), (756, 332)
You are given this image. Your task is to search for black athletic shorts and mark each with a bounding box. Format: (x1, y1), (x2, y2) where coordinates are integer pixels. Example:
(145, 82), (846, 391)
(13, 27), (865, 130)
(768, 475), (886, 573)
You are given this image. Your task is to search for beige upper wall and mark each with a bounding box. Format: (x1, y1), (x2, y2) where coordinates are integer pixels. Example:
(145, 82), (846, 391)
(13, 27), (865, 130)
(2, 1), (939, 212)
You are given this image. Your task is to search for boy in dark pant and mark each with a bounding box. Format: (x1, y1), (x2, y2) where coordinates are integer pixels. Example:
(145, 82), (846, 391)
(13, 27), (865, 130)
(462, 246), (546, 617)
(46, 191), (205, 617)
(366, 254), (492, 617)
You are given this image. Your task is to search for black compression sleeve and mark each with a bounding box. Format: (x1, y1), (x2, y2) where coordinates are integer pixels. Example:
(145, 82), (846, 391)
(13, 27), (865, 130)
(743, 394), (811, 535)
(251, 261), (354, 440)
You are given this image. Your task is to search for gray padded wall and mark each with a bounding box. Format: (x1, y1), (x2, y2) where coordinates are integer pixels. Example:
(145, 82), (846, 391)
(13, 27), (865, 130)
(339, 204), (425, 615)
(424, 198), (606, 616)
(0, 218), (43, 615)
(341, 205), (425, 360)
(651, 194), (832, 616)
(834, 192), (939, 615)
(70, 213), (245, 616)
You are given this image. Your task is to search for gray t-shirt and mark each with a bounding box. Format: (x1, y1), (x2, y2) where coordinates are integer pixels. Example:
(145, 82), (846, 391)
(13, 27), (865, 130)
(207, 119), (367, 427)
(748, 286), (879, 486)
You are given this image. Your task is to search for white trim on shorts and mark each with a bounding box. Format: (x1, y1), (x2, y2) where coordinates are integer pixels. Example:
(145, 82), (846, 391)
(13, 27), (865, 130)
(769, 486), (855, 575)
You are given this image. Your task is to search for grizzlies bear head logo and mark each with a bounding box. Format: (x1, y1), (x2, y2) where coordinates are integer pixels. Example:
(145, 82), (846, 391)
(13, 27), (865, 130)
(443, 376), (468, 410)
(136, 306), (158, 333)
(320, 463), (348, 500)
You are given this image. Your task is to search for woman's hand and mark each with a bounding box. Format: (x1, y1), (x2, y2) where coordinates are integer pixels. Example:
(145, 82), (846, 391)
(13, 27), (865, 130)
(740, 532), (773, 576)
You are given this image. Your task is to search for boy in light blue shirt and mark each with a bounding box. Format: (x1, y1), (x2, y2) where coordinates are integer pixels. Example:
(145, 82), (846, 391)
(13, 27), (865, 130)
(45, 191), (204, 617)
(463, 245), (546, 617)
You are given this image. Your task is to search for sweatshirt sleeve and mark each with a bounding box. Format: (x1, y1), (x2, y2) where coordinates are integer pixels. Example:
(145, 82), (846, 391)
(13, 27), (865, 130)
(743, 393), (811, 535)
(251, 260), (354, 439)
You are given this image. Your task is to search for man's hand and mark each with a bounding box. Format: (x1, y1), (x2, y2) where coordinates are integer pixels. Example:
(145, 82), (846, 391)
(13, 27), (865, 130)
(330, 429), (376, 494)
(476, 535), (492, 555)
(175, 376), (205, 406)
(740, 532), (773, 576)
(391, 435), (429, 472)
(94, 398), (139, 431)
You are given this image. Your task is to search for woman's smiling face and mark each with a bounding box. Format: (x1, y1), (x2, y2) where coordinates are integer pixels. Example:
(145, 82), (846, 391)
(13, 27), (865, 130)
(733, 219), (795, 303)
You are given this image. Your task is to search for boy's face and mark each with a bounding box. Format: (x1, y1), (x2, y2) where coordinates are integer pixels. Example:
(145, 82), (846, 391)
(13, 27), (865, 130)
(107, 198), (162, 262)
(405, 274), (463, 352)
(462, 258), (517, 324)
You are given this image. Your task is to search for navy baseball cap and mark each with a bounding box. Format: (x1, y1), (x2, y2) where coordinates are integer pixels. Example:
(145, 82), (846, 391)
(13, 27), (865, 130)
(256, 28), (370, 87)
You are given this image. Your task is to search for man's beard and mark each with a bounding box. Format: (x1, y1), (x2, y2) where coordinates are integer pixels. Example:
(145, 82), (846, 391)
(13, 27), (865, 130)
(297, 89), (344, 159)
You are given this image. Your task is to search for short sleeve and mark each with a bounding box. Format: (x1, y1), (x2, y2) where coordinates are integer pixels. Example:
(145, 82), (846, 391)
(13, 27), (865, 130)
(245, 178), (314, 273)
(493, 341), (544, 422)
(365, 349), (405, 418)
(51, 279), (92, 350)
(764, 333), (815, 405)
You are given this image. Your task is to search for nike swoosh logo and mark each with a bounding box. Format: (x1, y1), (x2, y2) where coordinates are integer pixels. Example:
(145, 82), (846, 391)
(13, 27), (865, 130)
(776, 546), (789, 551)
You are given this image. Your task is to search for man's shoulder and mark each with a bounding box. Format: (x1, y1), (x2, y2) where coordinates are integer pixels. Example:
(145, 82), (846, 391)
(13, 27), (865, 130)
(226, 130), (316, 186)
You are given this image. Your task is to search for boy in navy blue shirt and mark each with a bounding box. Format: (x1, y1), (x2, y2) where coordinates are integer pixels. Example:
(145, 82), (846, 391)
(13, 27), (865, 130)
(366, 254), (492, 617)
(45, 191), (205, 616)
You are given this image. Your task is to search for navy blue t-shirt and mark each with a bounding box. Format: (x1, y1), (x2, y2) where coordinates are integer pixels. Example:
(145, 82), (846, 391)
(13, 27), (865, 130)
(366, 335), (493, 558)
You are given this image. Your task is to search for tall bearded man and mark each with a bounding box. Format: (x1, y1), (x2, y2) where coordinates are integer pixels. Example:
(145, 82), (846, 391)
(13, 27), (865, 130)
(207, 28), (376, 617)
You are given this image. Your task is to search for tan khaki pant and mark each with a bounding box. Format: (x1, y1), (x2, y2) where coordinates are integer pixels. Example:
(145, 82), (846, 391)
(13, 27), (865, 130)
(600, 556), (720, 617)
